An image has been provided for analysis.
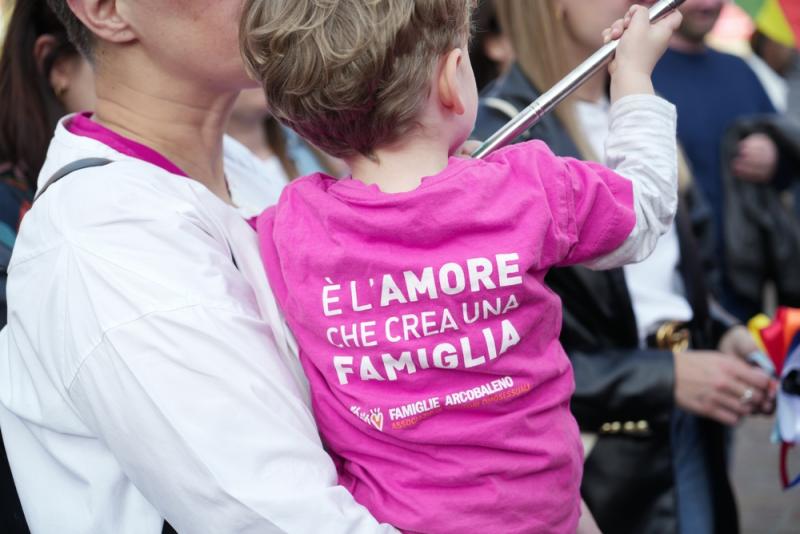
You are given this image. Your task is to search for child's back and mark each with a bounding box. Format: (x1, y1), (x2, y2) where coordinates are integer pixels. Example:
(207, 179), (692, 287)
(259, 140), (643, 532)
(242, 1), (682, 532)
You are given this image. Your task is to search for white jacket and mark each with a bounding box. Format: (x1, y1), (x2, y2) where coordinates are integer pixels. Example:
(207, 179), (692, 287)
(0, 118), (396, 534)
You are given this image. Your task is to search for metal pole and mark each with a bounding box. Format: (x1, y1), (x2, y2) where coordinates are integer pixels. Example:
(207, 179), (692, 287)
(472, 0), (686, 159)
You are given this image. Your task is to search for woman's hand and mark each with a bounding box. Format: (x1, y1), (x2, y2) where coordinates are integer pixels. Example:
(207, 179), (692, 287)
(674, 349), (774, 425)
(717, 325), (778, 414)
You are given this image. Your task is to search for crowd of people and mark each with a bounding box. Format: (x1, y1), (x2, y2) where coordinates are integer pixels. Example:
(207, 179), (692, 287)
(0, 0), (796, 533)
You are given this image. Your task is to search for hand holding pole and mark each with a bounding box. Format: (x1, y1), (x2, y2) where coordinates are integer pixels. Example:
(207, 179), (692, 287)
(472, 0), (686, 159)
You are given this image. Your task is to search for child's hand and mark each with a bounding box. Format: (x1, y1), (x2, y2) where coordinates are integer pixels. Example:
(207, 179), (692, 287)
(603, 4), (682, 102)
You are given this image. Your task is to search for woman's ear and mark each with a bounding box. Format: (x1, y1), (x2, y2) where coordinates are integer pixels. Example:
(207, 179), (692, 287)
(33, 34), (68, 97)
(438, 48), (466, 115)
(34, 33), (85, 101)
(51, 56), (81, 101)
(67, 0), (135, 45)
(33, 34), (58, 75)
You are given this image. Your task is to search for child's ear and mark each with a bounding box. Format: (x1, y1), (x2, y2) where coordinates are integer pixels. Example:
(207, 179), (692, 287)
(438, 48), (465, 115)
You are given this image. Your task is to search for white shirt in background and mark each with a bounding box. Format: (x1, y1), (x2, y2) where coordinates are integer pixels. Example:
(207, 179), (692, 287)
(224, 136), (289, 217)
(745, 53), (789, 112)
(0, 118), (396, 534)
(575, 98), (693, 344)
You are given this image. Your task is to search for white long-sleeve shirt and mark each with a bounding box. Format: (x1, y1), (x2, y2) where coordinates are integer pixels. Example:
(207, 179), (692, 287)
(575, 96), (692, 342)
(0, 119), (397, 534)
(583, 94), (679, 270)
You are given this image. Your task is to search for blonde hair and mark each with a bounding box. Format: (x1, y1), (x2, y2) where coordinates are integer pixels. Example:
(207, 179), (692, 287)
(494, 0), (596, 160)
(494, 0), (692, 189)
(240, 0), (474, 159)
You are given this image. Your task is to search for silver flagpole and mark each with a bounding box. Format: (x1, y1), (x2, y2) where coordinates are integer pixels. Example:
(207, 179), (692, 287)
(472, 0), (686, 159)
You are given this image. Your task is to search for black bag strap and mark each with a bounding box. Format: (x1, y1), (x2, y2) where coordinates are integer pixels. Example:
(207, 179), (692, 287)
(33, 158), (113, 203)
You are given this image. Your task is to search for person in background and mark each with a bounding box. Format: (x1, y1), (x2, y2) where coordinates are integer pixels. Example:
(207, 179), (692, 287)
(0, 0), (94, 251)
(469, 0), (514, 92)
(226, 89), (345, 214)
(652, 0), (789, 320)
(475, 1), (776, 532)
(225, 90), (295, 214)
(746, 30), (796, 113)
(746, 29), (800, 222)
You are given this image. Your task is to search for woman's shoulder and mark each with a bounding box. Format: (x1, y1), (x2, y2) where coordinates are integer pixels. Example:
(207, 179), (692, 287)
(474, 64), (540, 141)
(34, 125), (210, 229)
(48, 159), (205, 221)
(14, 158), (231, 273)
(474, 64), (580, 155)
(13, 157), (257, 312)
(481, 63), (541, 105)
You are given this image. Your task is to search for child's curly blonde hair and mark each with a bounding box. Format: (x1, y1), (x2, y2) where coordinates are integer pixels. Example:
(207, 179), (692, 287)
(240, 0), (474, 159)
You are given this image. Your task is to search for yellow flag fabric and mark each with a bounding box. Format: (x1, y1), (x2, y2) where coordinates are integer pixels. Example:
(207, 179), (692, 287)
(757, 0), (796, 47)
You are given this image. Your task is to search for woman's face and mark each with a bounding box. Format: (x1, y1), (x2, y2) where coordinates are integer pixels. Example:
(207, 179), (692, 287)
(557, 0), (632, 52)
(119, 0), (255, 92)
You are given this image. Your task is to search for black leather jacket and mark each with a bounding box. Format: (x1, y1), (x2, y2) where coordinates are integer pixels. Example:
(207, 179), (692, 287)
(474, 64), (739, 534)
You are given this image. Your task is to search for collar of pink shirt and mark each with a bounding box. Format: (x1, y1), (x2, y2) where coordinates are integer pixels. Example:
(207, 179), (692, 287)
(66, 112), (188, 177)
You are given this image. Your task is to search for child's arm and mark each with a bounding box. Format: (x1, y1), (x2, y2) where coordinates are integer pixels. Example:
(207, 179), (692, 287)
(581, 93), (677, 270)
(581, 5), (682, 270)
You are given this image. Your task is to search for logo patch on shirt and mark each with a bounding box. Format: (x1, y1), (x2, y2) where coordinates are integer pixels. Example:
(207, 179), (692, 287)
(350, 405), (385, 432)
(369, 408), (384, 431)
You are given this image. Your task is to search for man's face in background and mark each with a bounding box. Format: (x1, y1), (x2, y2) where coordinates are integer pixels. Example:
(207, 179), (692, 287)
(675, 0), (726, 43)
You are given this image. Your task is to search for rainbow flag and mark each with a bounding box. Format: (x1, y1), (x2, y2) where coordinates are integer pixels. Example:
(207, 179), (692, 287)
(736, 0), (800, 47)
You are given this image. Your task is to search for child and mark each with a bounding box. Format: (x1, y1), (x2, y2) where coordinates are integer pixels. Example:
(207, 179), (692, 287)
(241, 2), (681, 533)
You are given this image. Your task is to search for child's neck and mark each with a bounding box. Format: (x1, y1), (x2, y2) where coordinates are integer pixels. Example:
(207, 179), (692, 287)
(348, 136), (452, 194)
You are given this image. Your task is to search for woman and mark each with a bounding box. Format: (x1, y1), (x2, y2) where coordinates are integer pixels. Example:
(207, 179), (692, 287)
(0, 1), (394, 533)
(474, 1), (775, 533)
(469, 0), (513, 92)
(226, 89), (298, 215)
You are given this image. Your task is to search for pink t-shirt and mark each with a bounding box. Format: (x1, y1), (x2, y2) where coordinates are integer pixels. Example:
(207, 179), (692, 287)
(257, 141), (636, 534)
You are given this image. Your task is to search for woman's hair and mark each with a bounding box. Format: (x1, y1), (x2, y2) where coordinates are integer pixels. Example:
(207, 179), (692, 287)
(45, 0), (93, 59)
(0, 0), (80, 190)
(470, 0), (503, 92)
(494, 0), (693, 188)
(240, 0), (474, 159)
(494, 0), (597, 160)
(263, 117), (300, 179)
